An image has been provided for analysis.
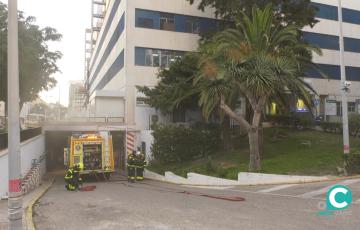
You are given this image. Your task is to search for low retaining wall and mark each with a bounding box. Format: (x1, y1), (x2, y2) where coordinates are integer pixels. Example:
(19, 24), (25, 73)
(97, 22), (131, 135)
(237, 172), (327, 185)
(0, 135), (46, 199)
(144, 170), (329, 186)
(187, 173), (240, 186)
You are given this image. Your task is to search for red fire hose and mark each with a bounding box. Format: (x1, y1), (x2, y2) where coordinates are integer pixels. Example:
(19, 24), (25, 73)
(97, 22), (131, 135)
(179, 191), (245, 202)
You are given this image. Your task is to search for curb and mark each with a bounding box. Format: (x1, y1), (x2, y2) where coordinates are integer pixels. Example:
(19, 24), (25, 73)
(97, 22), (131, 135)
(25, 177), (55, 230)
(144, 170), (360, 187)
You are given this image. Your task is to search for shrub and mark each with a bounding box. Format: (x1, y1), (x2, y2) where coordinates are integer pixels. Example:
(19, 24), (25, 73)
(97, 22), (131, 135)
(267, 115), (294, 127)
(267, 112), (314, 129)
(151, 123), (221, 163)
(344, 152), (360, 175)
(349, 113), (360, 136)
(318, 122), (342, 133)
(293, 112), (314, 129)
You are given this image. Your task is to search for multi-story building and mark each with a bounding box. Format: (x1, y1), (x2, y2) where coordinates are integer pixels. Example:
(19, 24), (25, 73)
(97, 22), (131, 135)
(85, 0), (360, 138)
(86, 0), (216, 131)
(68, 81), (88, 118)
(303, 1), (360, 121)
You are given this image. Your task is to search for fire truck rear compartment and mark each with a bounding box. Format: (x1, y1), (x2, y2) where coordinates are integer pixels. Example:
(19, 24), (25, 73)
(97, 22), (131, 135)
(83, 143), (102, 170)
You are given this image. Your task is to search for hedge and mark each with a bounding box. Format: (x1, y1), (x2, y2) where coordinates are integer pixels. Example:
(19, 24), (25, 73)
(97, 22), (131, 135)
(344, 153), (360, 175)
(151, 123), (221, 163)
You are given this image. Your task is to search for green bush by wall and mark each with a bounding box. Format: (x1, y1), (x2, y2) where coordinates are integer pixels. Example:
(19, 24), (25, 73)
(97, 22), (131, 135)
(151, 123), (221, 163)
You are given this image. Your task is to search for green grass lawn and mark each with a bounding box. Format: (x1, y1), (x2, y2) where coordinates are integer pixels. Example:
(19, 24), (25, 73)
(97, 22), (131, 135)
(148, 128), (360, 180)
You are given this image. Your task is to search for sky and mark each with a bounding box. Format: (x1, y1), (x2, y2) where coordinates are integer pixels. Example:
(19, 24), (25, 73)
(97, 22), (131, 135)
(3, 0), (92, 106)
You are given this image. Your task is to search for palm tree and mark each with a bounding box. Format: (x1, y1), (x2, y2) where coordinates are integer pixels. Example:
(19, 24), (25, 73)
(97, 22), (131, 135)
(195, 4), (322, 171)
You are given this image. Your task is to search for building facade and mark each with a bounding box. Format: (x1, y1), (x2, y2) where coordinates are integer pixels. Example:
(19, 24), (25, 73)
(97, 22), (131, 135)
(85, 0), (360, 132)
(86, 0), (216, 131)
(303, 0), (360, 121)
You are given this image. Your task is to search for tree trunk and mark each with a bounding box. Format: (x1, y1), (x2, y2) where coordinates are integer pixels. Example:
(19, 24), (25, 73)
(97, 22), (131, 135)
(259, 122), (264, 156)
(248, 106), (263, 172)
(221, 117), (233, 151)
(248, 126), (261, 171)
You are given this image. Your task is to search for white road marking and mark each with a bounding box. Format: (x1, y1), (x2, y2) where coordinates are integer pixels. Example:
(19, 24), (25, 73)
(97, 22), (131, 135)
(298, 179), (360, 199)
(182, 185), (235, 190)
(227, 188), (325, 200)
(341, 179), (360, 186)
(257, 184), (298, 193)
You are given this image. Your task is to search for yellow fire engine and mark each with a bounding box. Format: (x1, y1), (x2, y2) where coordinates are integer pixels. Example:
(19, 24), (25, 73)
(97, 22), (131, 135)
(64, 131), (115, 178)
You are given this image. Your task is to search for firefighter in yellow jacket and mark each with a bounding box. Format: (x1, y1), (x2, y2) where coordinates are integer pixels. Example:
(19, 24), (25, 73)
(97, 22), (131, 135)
(134, 148), (146, 181)
(64, 164), (83, 191)
(127, 151), (137, 183)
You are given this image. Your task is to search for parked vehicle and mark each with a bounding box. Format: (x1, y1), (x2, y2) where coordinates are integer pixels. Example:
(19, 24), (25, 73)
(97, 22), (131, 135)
(64, 131), (115, 179)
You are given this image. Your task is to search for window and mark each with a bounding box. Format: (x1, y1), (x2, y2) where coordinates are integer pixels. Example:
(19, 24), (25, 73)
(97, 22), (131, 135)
(145, 49), (153, 66)
(343, 8), (360, 25)
(144, 49), (160, 67)
(135, 9), (221, 34)
(349, 102), (356, 113)
(138, 17), (154, 28)
(344, 37), (360, 53)
(139, 48), (185, 68)
(185, 19), (200, 34)
(346, 67), (360, 81)
(336, 102), (356, 116)
(306, 64), (340, 80)
(312, 2), (338, 21)
(336, 102), (341, 116)
(136, 97), (150, 106)
(152, 50), (160, 67)
(160, 50), (171, 68)
(160, 13), (175, 31)
(303, 32), (339, 51)
(92, 50), (124, 93)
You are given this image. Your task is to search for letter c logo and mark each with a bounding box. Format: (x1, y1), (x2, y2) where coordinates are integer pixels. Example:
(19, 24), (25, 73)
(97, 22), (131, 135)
(327, 185), (352, 211)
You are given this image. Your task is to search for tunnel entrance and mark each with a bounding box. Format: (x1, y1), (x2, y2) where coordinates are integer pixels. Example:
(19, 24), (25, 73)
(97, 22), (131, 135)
(45, 131), (125, 172)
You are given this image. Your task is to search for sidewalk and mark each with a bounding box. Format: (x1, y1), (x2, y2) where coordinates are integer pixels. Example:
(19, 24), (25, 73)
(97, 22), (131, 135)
(0, 175), (55, 230)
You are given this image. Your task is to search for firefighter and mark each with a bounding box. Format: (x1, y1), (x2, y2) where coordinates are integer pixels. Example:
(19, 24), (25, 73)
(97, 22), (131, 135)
(73, 164), (83, 187)
(64, 164), (82, 191)
(134, 147), (146, 181)
(127, 151), (137, 183)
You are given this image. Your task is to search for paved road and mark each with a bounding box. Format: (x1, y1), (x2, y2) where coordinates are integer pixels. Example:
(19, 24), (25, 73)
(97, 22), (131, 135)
(34, 175), (360, 230)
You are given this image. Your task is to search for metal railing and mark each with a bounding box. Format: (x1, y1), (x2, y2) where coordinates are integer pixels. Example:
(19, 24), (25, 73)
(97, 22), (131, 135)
(46, 117), (125, 124)
(0, 127), (42, 151)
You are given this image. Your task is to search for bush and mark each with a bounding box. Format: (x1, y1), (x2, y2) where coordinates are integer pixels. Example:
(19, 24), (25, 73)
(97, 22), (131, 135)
(318, 122), (342, 133)
(293, 112), (314, 129)
(344, 153), (360, 175)
(267, 115), (294, 127)
(349, 113), (360, 136)
(151, 123), (221, 163)
(267, 112), (314, 129)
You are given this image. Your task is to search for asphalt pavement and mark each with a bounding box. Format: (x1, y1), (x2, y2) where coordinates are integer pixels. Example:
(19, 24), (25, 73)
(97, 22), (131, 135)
(32, 174), (360, 230)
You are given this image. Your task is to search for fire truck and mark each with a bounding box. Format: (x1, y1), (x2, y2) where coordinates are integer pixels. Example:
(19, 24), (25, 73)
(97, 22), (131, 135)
(64, 131), (115, 179)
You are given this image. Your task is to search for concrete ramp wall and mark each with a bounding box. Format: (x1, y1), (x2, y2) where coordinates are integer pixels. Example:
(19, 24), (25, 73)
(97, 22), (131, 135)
(144, 170), (329, 186)
(0, 135), (45, 199)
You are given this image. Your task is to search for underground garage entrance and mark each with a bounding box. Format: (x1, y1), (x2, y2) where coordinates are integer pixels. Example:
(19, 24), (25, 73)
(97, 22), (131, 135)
(45, 131), (126, 173)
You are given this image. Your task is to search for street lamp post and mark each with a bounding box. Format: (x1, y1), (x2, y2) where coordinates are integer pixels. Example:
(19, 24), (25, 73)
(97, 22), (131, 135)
(7, 0), (23, 229)
(338, 0), (350, 156)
